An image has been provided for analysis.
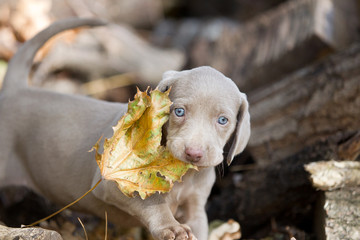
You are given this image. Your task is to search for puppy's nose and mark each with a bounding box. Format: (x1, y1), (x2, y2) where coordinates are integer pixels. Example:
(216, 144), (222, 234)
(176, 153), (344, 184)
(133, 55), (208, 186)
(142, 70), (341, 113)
(185, 147), (203, 162)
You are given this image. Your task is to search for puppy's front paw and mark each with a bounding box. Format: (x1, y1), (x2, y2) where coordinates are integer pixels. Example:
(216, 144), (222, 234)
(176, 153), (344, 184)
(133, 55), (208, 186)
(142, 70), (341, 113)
(155, 224), (197, 240)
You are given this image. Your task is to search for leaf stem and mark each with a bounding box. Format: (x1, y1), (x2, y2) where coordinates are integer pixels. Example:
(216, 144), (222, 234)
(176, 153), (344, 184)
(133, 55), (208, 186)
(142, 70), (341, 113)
(26, 178), (103, 227)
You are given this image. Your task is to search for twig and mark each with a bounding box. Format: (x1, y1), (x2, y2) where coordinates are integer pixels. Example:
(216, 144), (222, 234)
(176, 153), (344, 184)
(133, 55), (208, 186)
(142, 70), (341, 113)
(104, 211), (108, 240)
(78, 217), (88, 240)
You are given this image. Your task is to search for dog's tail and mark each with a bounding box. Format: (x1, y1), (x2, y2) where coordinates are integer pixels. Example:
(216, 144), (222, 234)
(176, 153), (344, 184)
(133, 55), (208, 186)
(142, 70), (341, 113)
(1, 18), (106, 94)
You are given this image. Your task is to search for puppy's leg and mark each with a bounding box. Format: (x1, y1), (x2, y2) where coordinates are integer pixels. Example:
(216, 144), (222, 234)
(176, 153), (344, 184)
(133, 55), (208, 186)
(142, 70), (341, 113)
(182, 196), (208, 240)
(92, 177), (197, 240)
(179, 168), (216, 240)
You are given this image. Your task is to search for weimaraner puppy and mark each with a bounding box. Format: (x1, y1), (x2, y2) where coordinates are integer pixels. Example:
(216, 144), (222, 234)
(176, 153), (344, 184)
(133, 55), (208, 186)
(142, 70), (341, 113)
(0, 18), (250, 240)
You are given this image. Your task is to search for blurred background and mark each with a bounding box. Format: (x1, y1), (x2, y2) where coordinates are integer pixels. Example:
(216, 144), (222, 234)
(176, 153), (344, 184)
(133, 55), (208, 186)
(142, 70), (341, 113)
(1, 0), (360, 239)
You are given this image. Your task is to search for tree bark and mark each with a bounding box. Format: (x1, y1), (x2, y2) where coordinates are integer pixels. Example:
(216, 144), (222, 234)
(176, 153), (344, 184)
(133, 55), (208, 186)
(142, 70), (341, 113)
(322, 188), (360, 240)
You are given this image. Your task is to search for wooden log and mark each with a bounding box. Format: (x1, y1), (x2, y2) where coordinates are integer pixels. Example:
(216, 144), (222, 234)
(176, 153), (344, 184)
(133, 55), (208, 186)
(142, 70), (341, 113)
(305, 161), (360, 191)
(207, 130), (360, 236)
(248, 43), (360, 165)
(305, 161), (360, 239)
(189, 0), (359, 92)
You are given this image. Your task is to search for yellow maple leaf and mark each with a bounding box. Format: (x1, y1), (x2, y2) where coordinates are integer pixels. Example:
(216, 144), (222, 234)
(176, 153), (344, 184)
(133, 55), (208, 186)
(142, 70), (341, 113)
(94, 88), (197, 199)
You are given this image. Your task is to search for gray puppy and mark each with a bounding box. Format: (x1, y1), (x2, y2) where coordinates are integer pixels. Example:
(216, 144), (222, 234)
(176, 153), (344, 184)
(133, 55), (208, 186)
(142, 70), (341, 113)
(0, 18), (250, 240)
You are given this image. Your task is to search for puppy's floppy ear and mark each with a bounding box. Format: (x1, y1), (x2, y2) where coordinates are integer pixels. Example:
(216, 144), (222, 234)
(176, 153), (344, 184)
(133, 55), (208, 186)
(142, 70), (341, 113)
(157, 70), (179, 92)
(226, 93), (251, 165)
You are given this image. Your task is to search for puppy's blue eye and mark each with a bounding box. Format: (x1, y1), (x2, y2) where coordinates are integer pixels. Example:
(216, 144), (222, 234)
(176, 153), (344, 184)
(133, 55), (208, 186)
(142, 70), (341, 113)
(174, 108), (185, 117)
(217, 116), (228, 125)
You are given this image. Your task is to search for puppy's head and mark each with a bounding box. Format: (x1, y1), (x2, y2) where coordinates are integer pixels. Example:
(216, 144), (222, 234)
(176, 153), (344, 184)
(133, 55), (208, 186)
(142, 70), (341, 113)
(157, 66), (250, 167)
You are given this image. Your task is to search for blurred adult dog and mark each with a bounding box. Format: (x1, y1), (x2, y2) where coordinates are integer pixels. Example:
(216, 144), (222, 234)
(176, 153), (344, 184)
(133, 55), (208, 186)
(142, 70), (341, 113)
(0, 18), (250, 240)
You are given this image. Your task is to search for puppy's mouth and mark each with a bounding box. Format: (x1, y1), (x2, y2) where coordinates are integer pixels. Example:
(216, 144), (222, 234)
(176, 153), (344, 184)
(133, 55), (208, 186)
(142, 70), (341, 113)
(163, 129), (222, 167)
(175, 154), (209, 168)
(166, 144), (219, 168)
